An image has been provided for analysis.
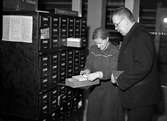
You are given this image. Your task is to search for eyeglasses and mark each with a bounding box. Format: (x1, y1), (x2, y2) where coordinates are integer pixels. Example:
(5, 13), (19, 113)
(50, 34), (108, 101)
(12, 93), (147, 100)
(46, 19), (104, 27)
(113, 17), (124, 28)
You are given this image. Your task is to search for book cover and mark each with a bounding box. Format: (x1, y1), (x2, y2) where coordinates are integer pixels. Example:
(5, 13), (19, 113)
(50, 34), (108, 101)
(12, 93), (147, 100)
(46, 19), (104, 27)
(112, 70), (124, 79)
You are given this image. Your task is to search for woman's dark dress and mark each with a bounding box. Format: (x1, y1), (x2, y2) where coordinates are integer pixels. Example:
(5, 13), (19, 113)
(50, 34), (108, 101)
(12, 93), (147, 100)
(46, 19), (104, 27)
(85, 43), (124, 121)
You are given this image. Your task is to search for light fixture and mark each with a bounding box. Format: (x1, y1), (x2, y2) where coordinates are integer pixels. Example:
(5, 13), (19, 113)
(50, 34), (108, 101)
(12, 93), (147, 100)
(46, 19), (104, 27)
(163, 17), (167, 23)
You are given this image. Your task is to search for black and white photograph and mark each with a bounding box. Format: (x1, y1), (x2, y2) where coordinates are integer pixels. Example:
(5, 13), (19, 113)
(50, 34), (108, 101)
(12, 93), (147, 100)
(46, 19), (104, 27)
(0, 0), (167, 121)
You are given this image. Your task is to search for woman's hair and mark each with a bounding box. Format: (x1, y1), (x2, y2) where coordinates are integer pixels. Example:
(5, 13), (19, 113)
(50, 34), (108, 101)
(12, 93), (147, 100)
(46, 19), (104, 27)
(112, 7), (135, 22)
(92, 27), (109, 40)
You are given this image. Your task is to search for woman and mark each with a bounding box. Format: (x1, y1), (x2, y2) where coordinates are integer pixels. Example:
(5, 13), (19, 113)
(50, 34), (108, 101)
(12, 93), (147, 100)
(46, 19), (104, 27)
(80, 27), (124, 121)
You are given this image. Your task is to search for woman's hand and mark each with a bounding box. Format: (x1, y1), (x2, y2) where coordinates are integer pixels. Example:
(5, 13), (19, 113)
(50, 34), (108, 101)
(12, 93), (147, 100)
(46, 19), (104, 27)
(87, 71), (103, 81)
(80, 69), (91, 75)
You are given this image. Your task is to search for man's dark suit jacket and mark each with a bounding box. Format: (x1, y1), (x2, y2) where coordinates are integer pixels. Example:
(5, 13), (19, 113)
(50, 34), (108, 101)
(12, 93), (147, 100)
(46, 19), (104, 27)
(117, 23), (161, 108)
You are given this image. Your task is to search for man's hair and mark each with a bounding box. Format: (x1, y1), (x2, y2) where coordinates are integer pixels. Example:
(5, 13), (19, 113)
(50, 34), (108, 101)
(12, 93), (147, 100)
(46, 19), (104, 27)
(92, 27), (109, 40)
(112, 7), (135, 22)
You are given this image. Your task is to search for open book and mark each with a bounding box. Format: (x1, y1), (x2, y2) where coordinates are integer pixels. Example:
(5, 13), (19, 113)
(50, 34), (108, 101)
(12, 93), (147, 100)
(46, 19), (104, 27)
(65, 72), (102, 88)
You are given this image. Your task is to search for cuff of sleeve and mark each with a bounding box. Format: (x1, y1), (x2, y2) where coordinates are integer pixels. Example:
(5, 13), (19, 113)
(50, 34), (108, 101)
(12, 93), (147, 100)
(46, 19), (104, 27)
(114, 78), (119, 87)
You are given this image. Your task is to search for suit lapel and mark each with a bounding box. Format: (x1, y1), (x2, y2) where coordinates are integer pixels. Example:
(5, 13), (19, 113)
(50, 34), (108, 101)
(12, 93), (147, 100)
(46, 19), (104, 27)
(119, 36), (129, 56)
(119, 23), (138, 55)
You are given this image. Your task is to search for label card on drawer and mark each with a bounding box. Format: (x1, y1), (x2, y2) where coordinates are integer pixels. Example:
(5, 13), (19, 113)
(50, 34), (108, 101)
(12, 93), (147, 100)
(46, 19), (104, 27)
(2, 15), (33, 43)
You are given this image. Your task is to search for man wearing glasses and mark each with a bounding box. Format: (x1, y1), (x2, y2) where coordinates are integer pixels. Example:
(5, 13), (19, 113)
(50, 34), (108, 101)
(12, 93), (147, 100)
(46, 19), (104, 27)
(111, 7), (161, 121)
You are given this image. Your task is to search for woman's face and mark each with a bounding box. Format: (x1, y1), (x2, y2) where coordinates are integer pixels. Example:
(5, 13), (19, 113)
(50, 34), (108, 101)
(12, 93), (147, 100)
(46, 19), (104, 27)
(94, 37), (109, 50)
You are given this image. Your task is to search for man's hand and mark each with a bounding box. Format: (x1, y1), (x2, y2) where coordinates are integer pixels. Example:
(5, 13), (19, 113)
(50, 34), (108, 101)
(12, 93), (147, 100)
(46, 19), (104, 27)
(111, 73), (117, 84)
